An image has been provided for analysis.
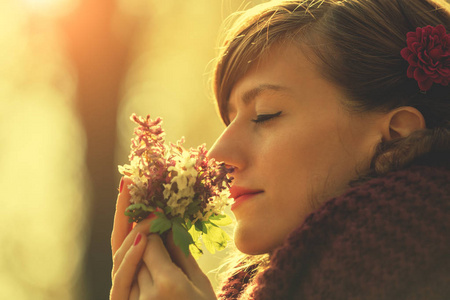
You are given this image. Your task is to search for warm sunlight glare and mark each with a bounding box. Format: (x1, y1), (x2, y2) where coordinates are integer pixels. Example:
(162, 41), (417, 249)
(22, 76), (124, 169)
(0, 1), (85, 299)
(21, 0), (76, 16)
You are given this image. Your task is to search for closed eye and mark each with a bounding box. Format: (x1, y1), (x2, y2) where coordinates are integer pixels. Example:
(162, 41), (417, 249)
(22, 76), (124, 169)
(252, 111), (282, 124)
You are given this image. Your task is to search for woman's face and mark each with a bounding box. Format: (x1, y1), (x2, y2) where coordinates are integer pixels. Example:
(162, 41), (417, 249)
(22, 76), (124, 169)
(208, 44), (384, 255)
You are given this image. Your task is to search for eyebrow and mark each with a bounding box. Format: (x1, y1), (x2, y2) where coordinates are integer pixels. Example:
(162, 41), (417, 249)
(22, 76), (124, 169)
(226, 84), (289, 121)
(241, 84), (288, 105)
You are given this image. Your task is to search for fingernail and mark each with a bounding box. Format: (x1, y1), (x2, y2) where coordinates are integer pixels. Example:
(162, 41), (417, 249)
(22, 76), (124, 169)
(134, 233), (142, 246)
(119, 178), (124, 193)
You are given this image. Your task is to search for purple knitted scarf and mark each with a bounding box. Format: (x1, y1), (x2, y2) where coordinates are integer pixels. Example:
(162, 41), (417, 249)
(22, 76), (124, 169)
(218, 164), (450, 300)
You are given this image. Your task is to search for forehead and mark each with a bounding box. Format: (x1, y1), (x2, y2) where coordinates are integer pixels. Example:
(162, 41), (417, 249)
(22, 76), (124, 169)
(227, 44), (319, 111)
(216, 39), (286, 124)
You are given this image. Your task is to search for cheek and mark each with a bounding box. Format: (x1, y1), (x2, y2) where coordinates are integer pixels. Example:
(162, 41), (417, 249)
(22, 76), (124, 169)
(233, 120), (378, 254)
(264, 125), (362, 207)
(264, 127), (336, 180)
(232, 145), (319, 254)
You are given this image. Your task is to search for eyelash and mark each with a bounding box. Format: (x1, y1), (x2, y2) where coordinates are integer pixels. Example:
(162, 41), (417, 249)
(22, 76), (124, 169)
(251, 111), (282, 124)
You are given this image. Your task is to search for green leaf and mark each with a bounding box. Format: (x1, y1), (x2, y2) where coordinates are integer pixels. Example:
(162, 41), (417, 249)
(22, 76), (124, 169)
(172, 221), (195, 257)
(150, 213), (172, 234)
(184, 202), (200, 217)
(186, 219), (193, 230)
(188, 221), (204, 259)
(195, 220), (205, 233)
(202, 222), (231, 254)
(164, 206), (172, 214)
(209, 214), (233, 226)
(189, 241), (204, 259)
(126, 203), (156, 213)
(124, 203), (156, 223)
(188, 221), (202, 243)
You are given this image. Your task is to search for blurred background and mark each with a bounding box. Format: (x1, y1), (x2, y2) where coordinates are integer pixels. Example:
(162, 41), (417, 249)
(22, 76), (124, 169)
(0, 0), (265, 299)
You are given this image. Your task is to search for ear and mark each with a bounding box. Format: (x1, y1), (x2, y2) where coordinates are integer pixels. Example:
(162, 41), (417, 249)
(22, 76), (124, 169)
(382, 106), (426, 141)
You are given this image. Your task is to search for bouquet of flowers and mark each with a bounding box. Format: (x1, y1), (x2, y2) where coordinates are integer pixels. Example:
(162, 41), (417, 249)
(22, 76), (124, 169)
(118, 114), (234, 258)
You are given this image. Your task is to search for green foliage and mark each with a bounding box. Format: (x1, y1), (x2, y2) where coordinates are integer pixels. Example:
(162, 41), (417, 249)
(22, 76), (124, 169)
(189, 240), (204, 259)
(172, 220), (194, 257)
(150, 212), (172, 234)
(209, 214), (233, 226)
(188, 221), (203, 240)
(142, 211), (233, 259)
(195, 220), (206, 233)
(125, 203), (155, 223)
(184, 202), (200, 218)
(201, 221), (231, 254)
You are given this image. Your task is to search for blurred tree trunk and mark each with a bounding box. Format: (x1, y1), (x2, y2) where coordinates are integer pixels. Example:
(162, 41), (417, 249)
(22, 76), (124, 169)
(61, 1), (138, 298)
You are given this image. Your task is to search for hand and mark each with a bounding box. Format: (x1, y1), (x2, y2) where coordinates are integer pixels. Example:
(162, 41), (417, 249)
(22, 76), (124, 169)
(110, 178), (217, 300)
(111, 177), (152, 299)
(133, 230), (217, 300)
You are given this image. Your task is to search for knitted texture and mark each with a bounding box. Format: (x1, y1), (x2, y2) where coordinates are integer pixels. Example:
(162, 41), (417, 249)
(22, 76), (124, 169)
(218, 165), (450, 300)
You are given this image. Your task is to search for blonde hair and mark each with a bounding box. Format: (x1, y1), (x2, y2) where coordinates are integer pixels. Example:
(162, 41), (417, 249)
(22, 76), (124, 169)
(213, 0), (450, 291)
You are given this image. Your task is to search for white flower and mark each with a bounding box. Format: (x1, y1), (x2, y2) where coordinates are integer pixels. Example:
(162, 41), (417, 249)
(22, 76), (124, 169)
(163, 152), (199, 217)
(207, 190), (234, 215)
(119, 156), (148, 204)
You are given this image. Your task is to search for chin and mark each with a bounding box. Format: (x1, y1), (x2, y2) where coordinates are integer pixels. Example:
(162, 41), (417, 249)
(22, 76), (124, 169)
(233, 225), (279, 255)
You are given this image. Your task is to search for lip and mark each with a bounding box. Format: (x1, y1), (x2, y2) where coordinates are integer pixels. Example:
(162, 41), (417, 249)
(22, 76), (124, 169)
(229, 186), (264, 210)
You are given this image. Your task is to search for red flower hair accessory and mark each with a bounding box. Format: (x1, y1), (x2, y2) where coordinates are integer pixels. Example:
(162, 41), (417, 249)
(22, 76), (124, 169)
(400, 25), (450, 92)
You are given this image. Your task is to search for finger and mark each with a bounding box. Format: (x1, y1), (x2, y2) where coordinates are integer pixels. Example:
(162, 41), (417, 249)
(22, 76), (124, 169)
(112, 177), (133, 255)
(142, 234), (174, 279)
(112, 218), (154, 277)
(110, 233), (147, 300)
(166, 232), (214, 292)
(129, 283), (139, 300)
(136, 264), (154, 294)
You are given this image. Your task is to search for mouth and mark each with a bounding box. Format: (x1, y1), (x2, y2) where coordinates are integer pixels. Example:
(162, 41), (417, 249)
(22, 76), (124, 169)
(229, 186), (264, 210)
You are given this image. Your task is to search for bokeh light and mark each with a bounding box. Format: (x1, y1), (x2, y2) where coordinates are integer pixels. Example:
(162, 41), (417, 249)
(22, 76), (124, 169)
(0, 0), (270, 299)
(20, 0), (78, 17)
(0, 0), (86, 299)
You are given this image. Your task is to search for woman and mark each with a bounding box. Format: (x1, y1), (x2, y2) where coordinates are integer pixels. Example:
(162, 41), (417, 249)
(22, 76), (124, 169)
(111, 0), (450, 299)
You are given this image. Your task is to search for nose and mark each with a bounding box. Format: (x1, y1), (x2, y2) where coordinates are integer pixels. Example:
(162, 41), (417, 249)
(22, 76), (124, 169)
(207, 122), (246, 171)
